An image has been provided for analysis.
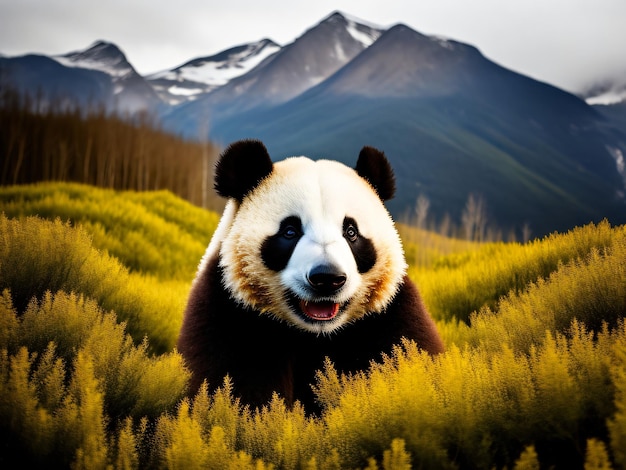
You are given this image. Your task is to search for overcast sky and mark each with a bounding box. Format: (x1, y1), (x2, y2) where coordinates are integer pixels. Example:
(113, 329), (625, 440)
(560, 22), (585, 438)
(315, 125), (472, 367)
(1, 0), (625, 93)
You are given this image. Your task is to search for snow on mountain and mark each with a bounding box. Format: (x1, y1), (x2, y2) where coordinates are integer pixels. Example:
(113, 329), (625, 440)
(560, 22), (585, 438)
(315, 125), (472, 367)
(163, 10), (386, 124)
(52, 40), (162, 113)
(147, 39), (280, 105)
(585, 88), (626, 106)
(298, 23), (483, 99)
(151, 39), (280, 87)
(152, 11), (383, 107)
(54, 40), (134, 80)
(578, 75), (626, 105)
(341, 11), (384, 47)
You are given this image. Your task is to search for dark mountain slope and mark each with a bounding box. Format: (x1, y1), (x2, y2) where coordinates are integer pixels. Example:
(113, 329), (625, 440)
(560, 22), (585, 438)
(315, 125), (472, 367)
(312, 24), (485, 97)
(56, 40), (162, 113)
(209, 25), (626, 236)
(0, 54), (114, 108)
(221, 11), (383, 106)
(161, 12), (383, 135)
(0, 41), (162, 114)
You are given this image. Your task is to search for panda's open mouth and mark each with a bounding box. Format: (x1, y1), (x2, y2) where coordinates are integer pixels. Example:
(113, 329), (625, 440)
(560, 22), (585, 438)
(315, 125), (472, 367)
(299, 300), (339, 321)
(286, 292), (343, 323)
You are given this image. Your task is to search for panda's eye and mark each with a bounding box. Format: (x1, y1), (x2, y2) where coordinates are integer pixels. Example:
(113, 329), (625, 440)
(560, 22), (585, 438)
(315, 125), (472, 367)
(344, 224), (358, 242)
(282, 225), (299, 239)
(275, 216), (302, 241)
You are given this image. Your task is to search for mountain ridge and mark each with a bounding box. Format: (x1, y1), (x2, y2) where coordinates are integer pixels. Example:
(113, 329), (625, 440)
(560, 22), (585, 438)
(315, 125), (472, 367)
(54, 40), (162, 113)
(194, 18), (626, 237)
(1, 10), (625, 237)
(146, 38), (281, 105)
(54, 40), (134, 77)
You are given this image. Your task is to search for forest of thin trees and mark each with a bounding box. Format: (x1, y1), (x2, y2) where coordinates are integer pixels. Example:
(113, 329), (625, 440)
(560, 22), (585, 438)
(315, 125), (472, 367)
(0, 89), (222, 210)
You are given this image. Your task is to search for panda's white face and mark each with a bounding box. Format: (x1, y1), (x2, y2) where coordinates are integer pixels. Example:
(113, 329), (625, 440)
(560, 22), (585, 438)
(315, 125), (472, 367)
(218, 156), (406, 335)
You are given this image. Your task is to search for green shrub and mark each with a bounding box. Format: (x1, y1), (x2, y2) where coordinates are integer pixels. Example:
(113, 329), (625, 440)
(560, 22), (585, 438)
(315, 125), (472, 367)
(608, 337), (626, 468)
(413, 220), (622, 323)
(0, 182), (218, 280)
(315, 322), (625, 469)
(0, 214), (188, 351)
(0, 290), (189, 468)
(449, 231), (626, 353)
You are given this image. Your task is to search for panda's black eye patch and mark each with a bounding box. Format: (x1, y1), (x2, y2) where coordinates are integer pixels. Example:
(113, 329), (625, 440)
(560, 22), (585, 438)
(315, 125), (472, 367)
(343, 217), (376, 273)
(262, 216), (303, 272)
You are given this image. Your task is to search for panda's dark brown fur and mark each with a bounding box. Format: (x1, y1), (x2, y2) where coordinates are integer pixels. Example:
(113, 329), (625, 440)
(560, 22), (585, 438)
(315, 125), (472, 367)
(177, 140), (444, 412)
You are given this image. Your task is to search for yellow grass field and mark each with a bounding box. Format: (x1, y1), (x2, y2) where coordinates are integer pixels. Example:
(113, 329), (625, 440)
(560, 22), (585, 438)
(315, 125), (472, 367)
(1, 182), (625, 469)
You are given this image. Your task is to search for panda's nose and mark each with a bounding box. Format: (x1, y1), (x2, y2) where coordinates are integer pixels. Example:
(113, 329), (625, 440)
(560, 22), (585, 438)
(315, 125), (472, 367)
(307, 265), (346, 294)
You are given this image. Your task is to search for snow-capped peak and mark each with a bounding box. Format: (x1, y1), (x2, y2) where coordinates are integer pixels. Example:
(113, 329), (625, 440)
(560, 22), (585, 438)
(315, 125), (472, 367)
(322, 11), (384, 47)
(53, 40), (134, 78)
(146, 39), (281, 105)
(149, 39), (280, 87)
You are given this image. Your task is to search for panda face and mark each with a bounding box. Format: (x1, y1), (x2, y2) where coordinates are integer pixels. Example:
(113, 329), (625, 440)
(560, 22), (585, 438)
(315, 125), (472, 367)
(218, 155), (406, 335)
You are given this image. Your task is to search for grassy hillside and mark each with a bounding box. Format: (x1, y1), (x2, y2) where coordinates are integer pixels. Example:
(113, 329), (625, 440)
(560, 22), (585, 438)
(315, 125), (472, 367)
(1, 183), (625, 469)
(0, 182), (218, 353)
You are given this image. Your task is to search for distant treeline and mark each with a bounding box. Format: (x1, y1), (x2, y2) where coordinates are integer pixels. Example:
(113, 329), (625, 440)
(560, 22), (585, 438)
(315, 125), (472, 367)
(0, 89), (222, 210)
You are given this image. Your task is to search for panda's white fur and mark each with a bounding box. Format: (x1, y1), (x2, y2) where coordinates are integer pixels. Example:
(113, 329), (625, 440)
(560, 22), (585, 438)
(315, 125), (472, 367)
(194, 198), (237, 282)
(205, 156), (406, 335)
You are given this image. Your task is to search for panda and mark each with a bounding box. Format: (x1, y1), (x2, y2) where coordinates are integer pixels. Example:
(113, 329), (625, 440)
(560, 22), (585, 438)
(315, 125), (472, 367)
(177, 139), (444, 413)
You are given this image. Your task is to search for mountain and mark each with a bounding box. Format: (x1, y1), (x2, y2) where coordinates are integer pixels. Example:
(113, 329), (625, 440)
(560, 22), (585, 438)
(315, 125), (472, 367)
(202, 24), (626, 237)
(146, 39), (281, 105)
(161, 11), (384, 136)
(594, 100), (626, 132)
(0, 41), (162, 114)
(0, 53), (114, 108)
(2, 11), (625, 237)
(54, 41), (162, 113)
(302, 24), (484, 98)
(579, 75), (626, 106)
(219, 11), (383, 107)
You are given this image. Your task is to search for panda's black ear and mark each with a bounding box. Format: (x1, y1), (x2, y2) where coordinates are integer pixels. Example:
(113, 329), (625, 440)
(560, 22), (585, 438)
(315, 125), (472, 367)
(355, 146), (396, 201)
(214, 139), (274, 202)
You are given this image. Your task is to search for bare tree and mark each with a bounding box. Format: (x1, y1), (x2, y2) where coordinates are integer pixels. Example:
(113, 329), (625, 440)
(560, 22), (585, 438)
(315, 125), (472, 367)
(522, 222), (532, 243)
(461, 193), (488, 241)
(439, 213), (452, 238)
(414, 193), (430, 230)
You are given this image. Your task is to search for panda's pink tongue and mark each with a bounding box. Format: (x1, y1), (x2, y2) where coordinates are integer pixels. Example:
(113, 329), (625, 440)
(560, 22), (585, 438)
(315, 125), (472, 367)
(300, 300), (339, 320)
